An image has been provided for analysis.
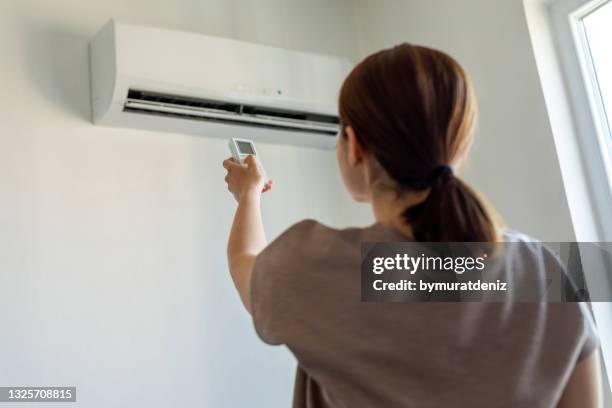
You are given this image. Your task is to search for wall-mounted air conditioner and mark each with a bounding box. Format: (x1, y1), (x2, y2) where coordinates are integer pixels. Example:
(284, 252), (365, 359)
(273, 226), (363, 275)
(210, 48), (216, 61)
(89, 20), (352, 149)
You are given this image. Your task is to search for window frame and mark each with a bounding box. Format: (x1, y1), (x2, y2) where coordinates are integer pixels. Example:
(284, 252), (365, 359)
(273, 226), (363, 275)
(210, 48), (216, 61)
(549, 0), (612, 242)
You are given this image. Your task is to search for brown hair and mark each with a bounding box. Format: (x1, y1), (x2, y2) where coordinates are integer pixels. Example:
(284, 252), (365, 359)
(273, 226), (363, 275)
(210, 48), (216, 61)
(339, 44), (499, 242)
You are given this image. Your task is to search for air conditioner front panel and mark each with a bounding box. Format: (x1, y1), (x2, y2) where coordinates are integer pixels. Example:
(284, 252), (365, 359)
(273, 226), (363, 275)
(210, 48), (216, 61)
(114, 24), (348, 115)
(89, 21), (351, 149)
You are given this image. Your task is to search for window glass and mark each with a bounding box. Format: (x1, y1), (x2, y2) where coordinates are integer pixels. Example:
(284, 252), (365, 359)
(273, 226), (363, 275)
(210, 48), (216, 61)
(582, 0), (612, 136)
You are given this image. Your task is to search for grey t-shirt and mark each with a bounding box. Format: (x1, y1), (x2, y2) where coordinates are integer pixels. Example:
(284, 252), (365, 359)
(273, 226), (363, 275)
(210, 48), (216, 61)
(251, 220), (599, 408)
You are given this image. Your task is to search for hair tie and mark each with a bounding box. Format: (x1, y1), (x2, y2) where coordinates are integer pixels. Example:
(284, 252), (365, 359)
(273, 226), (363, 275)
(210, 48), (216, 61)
(427, 165), (453, 185)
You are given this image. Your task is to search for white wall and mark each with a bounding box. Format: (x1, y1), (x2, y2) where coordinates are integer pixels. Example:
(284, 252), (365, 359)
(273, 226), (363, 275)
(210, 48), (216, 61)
(0, 1), (367, 407)
(352, 0), (576, 241)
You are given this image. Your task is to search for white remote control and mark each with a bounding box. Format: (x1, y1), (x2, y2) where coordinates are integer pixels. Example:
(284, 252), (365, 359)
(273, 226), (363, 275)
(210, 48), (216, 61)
(228, 138), (269, 188)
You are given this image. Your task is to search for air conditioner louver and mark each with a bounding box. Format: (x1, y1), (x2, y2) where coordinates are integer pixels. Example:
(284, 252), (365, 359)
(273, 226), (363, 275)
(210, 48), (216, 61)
(124, 90), (340, 136)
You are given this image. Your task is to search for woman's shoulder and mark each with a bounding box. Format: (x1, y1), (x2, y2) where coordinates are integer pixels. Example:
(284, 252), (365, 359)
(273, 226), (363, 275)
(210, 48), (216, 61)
(280, 218), (330, 236)
(270, 219), (335, 247)
(273, 219), (407, 249)
(257, 219), (333, 263)
(281, 218), (363, 233)
(499, 228), (538, 242)
(498, 228), (563, 265)
(268, 219), (360, 253)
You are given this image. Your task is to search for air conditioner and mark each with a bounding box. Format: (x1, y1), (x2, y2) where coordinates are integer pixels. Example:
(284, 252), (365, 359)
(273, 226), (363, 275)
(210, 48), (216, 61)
(89, 20), (352, 149)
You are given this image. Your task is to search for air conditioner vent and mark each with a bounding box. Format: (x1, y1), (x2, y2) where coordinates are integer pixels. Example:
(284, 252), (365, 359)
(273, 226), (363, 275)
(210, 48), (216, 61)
(124, 89), (340, 136)
(127, 90), (242, 114)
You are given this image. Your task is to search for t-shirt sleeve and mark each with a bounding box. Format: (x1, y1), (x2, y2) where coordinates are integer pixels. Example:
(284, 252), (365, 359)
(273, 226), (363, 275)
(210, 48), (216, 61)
(250, 219), (319, 345)
(577, 301), (599, 362)
(541, 245), (600, 362)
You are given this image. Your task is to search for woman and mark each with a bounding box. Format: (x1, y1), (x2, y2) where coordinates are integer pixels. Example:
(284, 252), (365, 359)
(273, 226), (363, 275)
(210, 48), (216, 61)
(222, 44), (601, 407)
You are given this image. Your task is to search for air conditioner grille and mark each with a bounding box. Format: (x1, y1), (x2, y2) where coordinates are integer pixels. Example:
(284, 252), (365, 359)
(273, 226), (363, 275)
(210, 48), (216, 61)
(127, 90), (242, 113)
(124, 89), (340, 136)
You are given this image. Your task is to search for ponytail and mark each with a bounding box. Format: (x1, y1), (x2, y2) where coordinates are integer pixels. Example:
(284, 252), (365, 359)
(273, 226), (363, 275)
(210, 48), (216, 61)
(402, 171), (498, 242)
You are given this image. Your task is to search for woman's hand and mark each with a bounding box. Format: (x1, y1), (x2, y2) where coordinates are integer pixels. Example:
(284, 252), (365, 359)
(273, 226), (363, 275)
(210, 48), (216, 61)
(223, 155), (273, 202)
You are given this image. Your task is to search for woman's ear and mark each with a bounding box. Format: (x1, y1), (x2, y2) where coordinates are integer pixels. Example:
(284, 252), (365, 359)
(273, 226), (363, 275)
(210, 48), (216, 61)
(345, 126), (365, 166)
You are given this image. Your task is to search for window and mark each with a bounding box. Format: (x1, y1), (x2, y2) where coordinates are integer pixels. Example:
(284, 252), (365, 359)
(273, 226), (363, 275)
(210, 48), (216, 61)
(575, 0), (612, 191)
(581, 1), (612, 135)
(539, 0), (612, 242)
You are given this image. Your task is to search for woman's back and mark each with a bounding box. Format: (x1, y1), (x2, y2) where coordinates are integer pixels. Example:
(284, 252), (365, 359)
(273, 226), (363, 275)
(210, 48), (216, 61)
(251, 220), (598, 408)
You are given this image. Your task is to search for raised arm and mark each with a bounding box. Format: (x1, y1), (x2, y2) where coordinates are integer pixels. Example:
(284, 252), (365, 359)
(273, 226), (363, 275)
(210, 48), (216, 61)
(223, 155), (273, 313)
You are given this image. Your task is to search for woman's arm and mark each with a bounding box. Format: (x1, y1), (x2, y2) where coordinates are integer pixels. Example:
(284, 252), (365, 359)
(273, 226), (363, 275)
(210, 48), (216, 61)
(223, 155), (273, 313)
(557, 351), (603, 408)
